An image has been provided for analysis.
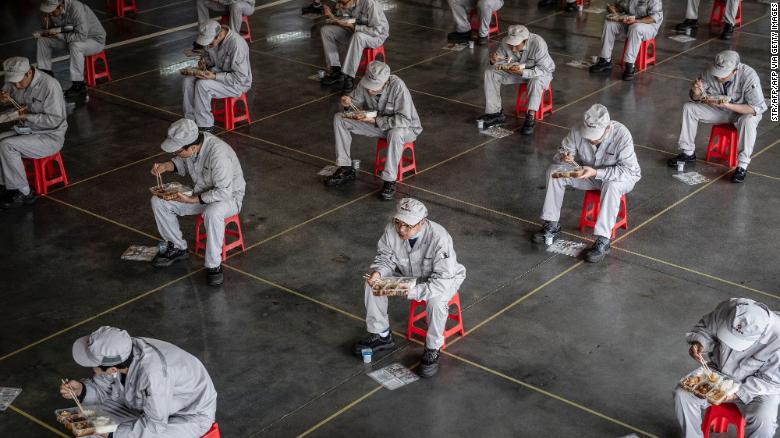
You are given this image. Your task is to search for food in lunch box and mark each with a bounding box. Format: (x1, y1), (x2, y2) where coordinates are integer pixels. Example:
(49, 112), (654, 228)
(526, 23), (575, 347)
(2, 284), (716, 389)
(694, 382), (713, 397)
(682, 375), (701, 389)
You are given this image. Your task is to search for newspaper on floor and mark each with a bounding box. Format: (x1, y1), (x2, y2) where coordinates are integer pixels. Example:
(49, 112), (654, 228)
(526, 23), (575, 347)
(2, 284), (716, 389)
(0, 387), (22, 411)
(307, 73), (321, 81)
(317, 165), (338, 176)
(668, 34), (696, 43)
(672, 171), (710, 186)
(480, 125), (513, 139)
(367, 363), (419, 390)
(583, 6), (606, 13)
(121, 245), (159, 262)
(566, 59), (593, 70)
(442, 42), (467, 52)
(546, 239), (588, 257)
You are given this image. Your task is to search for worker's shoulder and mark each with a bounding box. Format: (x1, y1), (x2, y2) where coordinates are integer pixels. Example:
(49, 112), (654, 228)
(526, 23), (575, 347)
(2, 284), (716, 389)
(386, 75), (410, 92)
(204, 134), (238, 157)
(738, 63), (761, 84)
(425, 220), (453, 241)
(34, 70), (64, 94)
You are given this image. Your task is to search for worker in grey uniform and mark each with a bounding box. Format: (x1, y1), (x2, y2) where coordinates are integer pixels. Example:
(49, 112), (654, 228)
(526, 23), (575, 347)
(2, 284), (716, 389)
(183, 20), (252, 133)
(354, 198), (466, 378)
(532, 104), (640, 263)
(37, 0), (106, 103)
(195, 0), (255, 34)
(149, 119), (245, 286)
(324, 61), (422, 201)
(0, 57), (67, 210)
(675, 298), (780, 438)
(589, 0), (663, 81)
(668, 50), (765, 184)
(445, 0), (503, 45)
(60, 326), (217, 438)
(676, 0), (739, 40)
(319, 0), (389, 94)
(479, 24), (554, 136)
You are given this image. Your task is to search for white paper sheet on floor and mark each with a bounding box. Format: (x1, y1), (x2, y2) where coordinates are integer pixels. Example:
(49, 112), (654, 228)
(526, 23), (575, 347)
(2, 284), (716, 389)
(121, 245), (159, 261)
(583, 7), (606, 13)
(0, 387), (22, 411)
(317, 165), (338, 176)
(442, 43), (467, 51)
(368, 363), (419, 390)
(481, 125), (513, 138)
(546, 239), (587, 257)
(566, 59), (594, 69)
(672, 171), (710, 185)
(668, 35), (696, 43)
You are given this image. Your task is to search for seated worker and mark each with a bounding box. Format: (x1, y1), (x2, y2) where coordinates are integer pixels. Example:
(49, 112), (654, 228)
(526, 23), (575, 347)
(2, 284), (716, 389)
(532, 104), (640, 263)
(195, 0), (255, 35)
(60, 326), (217, 437)
(354, 198), (467, 378)
(675, 298), (780, 438)
(537, 0), (578, 12)
(479, 25), (554, 135)
(182, 20), (252, 134)
(676, 0), (739, 40)
(0, 57), (67, 209)
(668, 50), (765, 184)
(37, 0), (106, 103)
(149, 118), (245, 286)
(446, 0), (503, 45)
(324, 61), (422, 201)
(589, 0), (663, 81)
(319, 0), (389, 94)
(301, 0), (323, 14)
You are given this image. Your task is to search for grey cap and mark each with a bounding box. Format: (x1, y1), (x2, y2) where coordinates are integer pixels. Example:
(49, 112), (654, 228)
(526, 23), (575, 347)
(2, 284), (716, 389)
(503, 25), (530, 46)
(394, 198), (428, 226)
(72, 326), (133, 367)
(161, 118), (199, 152)
(582, 104), (611, 141)
(3, 57), (30, 83)
(716, 298), (772, 351)
(40, 0), (61, 13)
(196, 20), (222, 47)
(710, 50), (740, 78)
(360, 61), (390, 91)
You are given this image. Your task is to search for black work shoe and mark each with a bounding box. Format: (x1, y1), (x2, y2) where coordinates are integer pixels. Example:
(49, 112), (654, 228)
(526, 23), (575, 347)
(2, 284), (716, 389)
(589, 58), (612, 73)
(419, 348), (440, 378)
(0, 190), (36, 209)
(341, 76), (355, 95)
(622, 62), (636, 81)
(447, 30), (471, 43)
(564, 2), (577, 12)
(320, 69), (344, 86)
(731, 166), (747, 183)
(675, 19), (698, 32)
(301, 2), (322, 14)
(152, 243), (188, 267)
(585, 236), (611, 263)
(207, 265), (224, 286)
(667, 152), (696, 167)
(537, 0), (554, 7)
(64, 82), (87, 103)
(532, 221), (561, 244)
(324, 166), (356, 187)
(476, 36), (488, 46)
(521, 113), (535, 135)
(380, 181), (396, 201)
(482, 112), (506, 128)
(720, 23), (734, 40)
(353, 333), (395, 356)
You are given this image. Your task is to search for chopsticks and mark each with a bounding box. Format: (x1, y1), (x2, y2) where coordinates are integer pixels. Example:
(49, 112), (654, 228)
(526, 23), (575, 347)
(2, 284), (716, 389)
(61, 379), (86, 416)
(155, 170), (163, 189)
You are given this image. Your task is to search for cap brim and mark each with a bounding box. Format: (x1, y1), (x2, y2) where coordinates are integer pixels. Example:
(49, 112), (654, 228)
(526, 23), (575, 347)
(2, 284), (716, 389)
(502, 36), (524, 46)
(710, 66), (733, 78)
(717, 325), (758, 351)
(582, 124), (606, 141)
(40, 5), (58, 13)
(394, 212), (423, 226)
(360, 77), (384, 91)
(196, 33), (216, 47)
(4, 72), (26, 83)
(161, 137), (187, 153)
(72, 336), (101, 367)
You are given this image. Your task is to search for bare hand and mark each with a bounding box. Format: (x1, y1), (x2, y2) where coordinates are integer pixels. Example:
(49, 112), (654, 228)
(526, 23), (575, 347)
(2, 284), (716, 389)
(151, 162), (173, 176)
(623, 17), (636, 25)
(360, 116), (376, 124)
(43, 30), (60, 38)
(691, 79), (703, 96)
(195, 70), (216, 80)
(0, 91), (9, 103)
(340, 95), (352, 108)
(607, 4), (618, 13)
(366, 271), (381, 287)
(561, 152), (576, 165)
(509, 65), (524, 74)
(17, 106), (27, 120)
(323, 5), (333, 17)
(175, 193), (199, 204)
(197, 58), (208, 70)
(576, 166), (597, 179)
(689, 342), (704, 363)
(59, 380), (83, 399)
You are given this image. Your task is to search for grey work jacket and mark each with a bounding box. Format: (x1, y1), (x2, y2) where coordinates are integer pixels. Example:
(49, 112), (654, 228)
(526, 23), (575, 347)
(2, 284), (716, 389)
(687, 299), (780, 404)
(204, 28), (253, 92)
(171, 133), (246, 210)
(495, 33), (555, 80)
(82, 338), (217, 438)
(337, 0), (389, 39)
(51, 0), (107, 44)
(616, 0), (663, 30)
(349, 75), (423, 135)
(2, 69), (67, 138)
(370, 220), (466, 301)
(696, 63), (767, 116)
(557, 121), (641, 183)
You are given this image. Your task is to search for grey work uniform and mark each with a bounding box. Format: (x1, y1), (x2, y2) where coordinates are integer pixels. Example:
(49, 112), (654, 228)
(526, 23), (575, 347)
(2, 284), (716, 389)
(365, 220), (466, 350)
(182, 27), (252, 128)
(320, 0), (389, 78)
(599, 0), (663, 63)
(82, 337), (217, 438)
(447, 0), (503, 38)
(151, 133), (245, 268)
(678, 63), (765, 169)
(0, 69), (67, 192)
(674, 300), (780, 438)
(37, 0), (106, 82)
(195, 0), (255, 34)
(686, 0), (739, 25)
(484, 33), (555, 115)
(541, 121), (641, 239)
(333, 75), (422, 182)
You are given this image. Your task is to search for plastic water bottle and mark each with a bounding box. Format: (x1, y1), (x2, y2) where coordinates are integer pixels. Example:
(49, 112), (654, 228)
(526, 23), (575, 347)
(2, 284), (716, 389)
(352, 159), (361, 170)
(544, 235), (553, 246)
(677, 161), (685, 173)
(361, 348), (372, 363)
(477, 119), (484, 130)
(468, 40), (474, 49)
(158, 241), (168, 254)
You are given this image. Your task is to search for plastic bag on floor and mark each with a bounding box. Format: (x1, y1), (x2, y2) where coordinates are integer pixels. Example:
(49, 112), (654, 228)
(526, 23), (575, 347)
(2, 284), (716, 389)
(0, 387), (22, 411)
(121, 245), (159, 262)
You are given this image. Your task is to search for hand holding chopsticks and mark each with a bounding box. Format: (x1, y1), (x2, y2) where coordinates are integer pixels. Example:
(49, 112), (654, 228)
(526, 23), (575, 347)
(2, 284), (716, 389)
(60, 379), (86, 415)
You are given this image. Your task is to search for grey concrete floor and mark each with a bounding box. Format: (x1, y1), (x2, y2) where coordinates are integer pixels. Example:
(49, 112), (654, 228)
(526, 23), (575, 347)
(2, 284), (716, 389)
(0, 0), (778, 437)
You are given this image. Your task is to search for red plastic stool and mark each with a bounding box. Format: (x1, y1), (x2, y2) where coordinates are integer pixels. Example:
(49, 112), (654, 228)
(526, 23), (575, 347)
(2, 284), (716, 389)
(468, 9), (499, 36)
(710, 0), (742, 27)
(515, 83), (553, 120)
(702, 403), (746, 438)
(106, 0), (136, 17)
(85, 51), (111, 87)
(561, 0), (587, 6)
(194, 214), (246, 261)
(373, 138), (417, 182)
(22, 152), (69, 195)
(211, 93), (251, 130)
(578, 190), (628, 238)
(201, 423), (221, 438)
(357, 45), (386, 76)
(620, 38), (655, 72)
(406, 291), (465, 349)
(220, 15), (252, 41)
(705, 123), (738, 168)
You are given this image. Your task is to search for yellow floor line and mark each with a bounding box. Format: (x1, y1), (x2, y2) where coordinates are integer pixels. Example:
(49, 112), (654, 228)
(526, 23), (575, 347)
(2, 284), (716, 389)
(91, 88), (183, 118)
(9, 406), (69, 437)
(249, 48), (328, 70)
(46, 152), (167, 195)
(297, 386), (384, 437)
(46, 195), (160, 240)
(229, 130), (334, 164)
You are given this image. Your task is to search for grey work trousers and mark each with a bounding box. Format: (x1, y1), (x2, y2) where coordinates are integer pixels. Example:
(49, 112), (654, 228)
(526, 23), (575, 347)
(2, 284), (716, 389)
(333, 113), (417, 182)
(687, 0), (739, 25)
(447, 0), (503, 37)
(99, 399), (213, 438)
(599, 21), (657, 64)
(540, 166), (635, 239)
(484, 69), (551, 115)
(320, 25), (385, 78)
(36, 37), (104, 82)
(677, 102), (761, 169)
(0, 131), (63, 192)
(151, 195), (239, 268)
(674, 387), (779, 438)
(195, 0), (254, 33)
(182, 76), (243, 128)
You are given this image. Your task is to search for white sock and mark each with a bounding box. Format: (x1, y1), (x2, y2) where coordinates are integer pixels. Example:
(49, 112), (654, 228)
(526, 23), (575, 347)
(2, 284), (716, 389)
(379, 329), (390, 338)
(19, 186), (31, 196)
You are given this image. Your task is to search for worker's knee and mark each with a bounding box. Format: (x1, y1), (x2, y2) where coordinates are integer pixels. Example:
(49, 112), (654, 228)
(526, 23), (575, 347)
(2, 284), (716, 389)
(748, 407), (778, 435)
(673, 387), (698, 409)
(484, 68), (500, 82)
(386, 128), (405, 144)
(194, 79), (212, 94)
(600, 181), (628, 198)
(202, 205), (226, 223)
(68, 42), (86, 56)
(150, 195), (166, 212)
(736, 114), (759, 128)
(682, 102), (700, 117)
